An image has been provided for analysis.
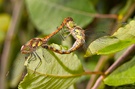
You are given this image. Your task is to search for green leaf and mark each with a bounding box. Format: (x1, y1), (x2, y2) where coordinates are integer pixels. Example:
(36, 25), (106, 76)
(104, 56), (135, 86)
(85, 20), (135, 56)
(0, 14), (10, 43)
(0, 13), (10, 31)
(18, 44), (84, 89)
(25, 0), (96, 34)
(113, 85), (135, 89)
(9, 53), (25, 88)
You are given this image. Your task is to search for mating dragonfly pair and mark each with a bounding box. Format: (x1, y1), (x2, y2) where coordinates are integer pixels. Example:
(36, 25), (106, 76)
(21, 17), (85, 55)
(21, 17), (85, 70)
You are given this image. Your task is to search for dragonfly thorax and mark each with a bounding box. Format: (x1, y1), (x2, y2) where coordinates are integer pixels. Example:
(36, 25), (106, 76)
(66, 21), (76, 29)
(21, 38), (43, 54)
(70, 26), (85, 42)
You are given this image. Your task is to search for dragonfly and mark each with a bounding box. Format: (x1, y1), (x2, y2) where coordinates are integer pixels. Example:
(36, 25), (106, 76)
(42, 17), (86, 54)
(21, 17), (104, 76)
(21, 17), (73, 71)
(46, 17), (126, 54)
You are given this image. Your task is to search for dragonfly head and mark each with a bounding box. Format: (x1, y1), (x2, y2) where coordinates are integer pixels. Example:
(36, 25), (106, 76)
(64, 17), (76, 30)
(21, 38), (43, 54)
(21, 44), (34, 54)
(64, 17), (73, 23)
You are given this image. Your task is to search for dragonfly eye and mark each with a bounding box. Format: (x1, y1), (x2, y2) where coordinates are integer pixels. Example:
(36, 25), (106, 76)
(66, 21), (75, 29)
(65, 17), (73, 22)
(21, 45), (25, 51)
(21, 45), (32, 54)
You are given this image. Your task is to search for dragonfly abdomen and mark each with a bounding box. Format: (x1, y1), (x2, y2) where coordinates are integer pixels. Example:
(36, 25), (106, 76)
(42, 39), (84, 54)
(42, 44), (75, 54)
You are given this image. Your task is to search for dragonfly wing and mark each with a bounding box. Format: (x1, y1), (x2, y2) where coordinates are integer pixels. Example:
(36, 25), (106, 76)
(82, 43), (92, 57)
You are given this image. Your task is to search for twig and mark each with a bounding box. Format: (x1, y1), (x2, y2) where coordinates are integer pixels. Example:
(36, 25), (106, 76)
(94, 14), (118, 19)
(122, 1), (135, 22)
(86, 55), (113, 89)
(0, 0), (24, 89)
(91, 44), (135, 89)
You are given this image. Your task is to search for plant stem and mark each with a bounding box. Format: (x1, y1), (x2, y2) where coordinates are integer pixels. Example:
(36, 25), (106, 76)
(0, 0), (24, 89)
(91, 44), (135, 89)
(86, 55), (113, 89)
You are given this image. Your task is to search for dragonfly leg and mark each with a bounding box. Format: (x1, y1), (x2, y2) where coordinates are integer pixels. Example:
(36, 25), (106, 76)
(59, 28), (70, 41)
(27, 53), (35, 63)
(59, 30), (65, 41)
(62, 32), (72, 40)
(32, 52), (42, 73)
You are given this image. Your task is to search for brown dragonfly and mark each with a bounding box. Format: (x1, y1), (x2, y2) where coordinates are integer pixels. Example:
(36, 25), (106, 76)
(21, 17), (105, 76)
(21, 17), (73, 70)
(42, 17), (85, 54)
(21, 17), (86, 56)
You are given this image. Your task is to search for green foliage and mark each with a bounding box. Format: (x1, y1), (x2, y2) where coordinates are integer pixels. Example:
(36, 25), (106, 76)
(18, 44), (84, 89)
(25, 0), (96, 34)
(9, 54), (25, 87)
(1, 0), (135, 89)
(85, 20), (135, 56)
(0, 14), (10, 43)
(104, 56), (135, 86)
